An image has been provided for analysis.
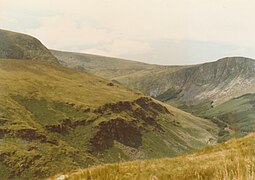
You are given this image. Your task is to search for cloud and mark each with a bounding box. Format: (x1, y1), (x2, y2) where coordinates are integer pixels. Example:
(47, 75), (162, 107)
(28, 16), (153, 58)
(2, 0), (255, 64)
(85, 39), (153, 57)
(28, 16), (115, 50)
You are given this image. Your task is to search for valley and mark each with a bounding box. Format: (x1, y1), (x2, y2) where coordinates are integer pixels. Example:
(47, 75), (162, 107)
(1, 1), (254, 179)
(0, 30), (219, 179)
(52, 50), (255, 107)
(53, 50), (255, 143)
(0, 29), (254, 179)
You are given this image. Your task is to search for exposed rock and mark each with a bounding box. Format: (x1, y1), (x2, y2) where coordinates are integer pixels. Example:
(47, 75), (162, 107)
(94, 100), (133, 114)
(15, 129), (47, 142)
(135, 97), (171, 115)
(107, 82), (114, 86)
(90, 118), (142, 151)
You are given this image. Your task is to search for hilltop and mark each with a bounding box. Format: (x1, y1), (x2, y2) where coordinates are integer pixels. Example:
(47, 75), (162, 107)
(0, 29), (58, 63)
(53, 50), (255, 106)
(51, 50), (188, 79)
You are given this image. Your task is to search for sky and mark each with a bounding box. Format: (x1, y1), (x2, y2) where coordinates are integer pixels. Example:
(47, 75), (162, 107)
(1, 0), (255, 65)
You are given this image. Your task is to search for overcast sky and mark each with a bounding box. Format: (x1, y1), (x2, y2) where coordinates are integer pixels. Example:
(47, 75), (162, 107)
(1, 0), (255, 65)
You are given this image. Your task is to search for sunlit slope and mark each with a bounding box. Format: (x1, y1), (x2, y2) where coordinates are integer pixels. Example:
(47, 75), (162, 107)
(0, 29), (58, 63)
(51, 133), (255, 180)
(0, 59), (218, 179)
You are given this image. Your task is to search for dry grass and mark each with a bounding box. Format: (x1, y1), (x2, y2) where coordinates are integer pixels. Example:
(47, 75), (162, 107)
(49, 134), (255, 180)
(0, 59), (140, 109)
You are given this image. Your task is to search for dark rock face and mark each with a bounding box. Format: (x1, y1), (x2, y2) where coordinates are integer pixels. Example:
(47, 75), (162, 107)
(95, 97), (170, 115)
(40, 97), (172, 152)
(15, 129), (46, 141)
(45, 118), (73, 134)
(90, 118), (142, 151)
(90, 97), (173, 151)
(0, 129), (9, 138)
(135, 97), (170, 115)
(133, 107), (162, 130)
(94, 100), (133, 114)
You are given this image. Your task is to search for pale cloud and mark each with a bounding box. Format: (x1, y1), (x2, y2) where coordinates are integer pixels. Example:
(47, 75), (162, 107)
(85, 39), (153, 57)
(28, 16), (152, 57)
(105, 39), (153, 56)
(28, 16), (114, 50)
(1, 0), (255, 64)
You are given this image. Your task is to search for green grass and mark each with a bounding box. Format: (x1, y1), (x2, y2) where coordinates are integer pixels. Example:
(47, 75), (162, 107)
(51, 49), (255, 147)
(155, 88), (182, 102)
(204, 93), (255, 141)
(12, 95), (86, 125)
(174, 101), (214, 116)
(177, 93), (255, 143)
(0, 59), (218, 179)
(3, 30), (254, 180)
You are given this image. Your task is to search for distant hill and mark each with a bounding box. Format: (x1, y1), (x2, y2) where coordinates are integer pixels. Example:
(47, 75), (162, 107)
(53, 50), (255, 107)
(53, 50), (255, 143)
(50, 133), (255, 180)
(0, 29), (58, 63)
(152, 57), (255, 106)
(51, 49), (187, 79)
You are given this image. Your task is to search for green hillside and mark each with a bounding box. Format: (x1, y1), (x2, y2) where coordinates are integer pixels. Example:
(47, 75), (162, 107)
(49, 133), (255, 180)
(0, 29), (58, 63)
(202, 93), (255, 142)
(0, 59), (218, 179)
(2, 29), (254, 179)
(53, 50), (255, 143)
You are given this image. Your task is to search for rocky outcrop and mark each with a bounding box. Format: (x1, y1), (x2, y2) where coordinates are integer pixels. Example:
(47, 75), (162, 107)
(90, 118), (142, 151)
(89, 97), (173, 151)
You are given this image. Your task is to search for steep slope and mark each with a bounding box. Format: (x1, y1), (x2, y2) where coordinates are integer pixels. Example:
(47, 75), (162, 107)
(53, 51), (255, 142)
(50, 133), (255, 180)
(0, 59), (218, 179)
(0, 29), (58, 63)
(201, 93), (255, 142)
(53, 50), (255, 107)
(114, 57), (255, 106)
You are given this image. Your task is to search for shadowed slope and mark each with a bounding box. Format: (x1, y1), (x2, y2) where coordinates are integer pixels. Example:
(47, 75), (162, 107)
(0, 29), (58, 63)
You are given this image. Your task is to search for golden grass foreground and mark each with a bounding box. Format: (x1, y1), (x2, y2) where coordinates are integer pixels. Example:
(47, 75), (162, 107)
(49, 133), (255, 180)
